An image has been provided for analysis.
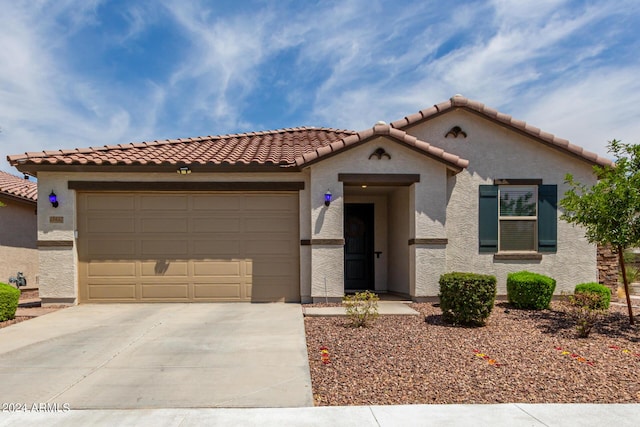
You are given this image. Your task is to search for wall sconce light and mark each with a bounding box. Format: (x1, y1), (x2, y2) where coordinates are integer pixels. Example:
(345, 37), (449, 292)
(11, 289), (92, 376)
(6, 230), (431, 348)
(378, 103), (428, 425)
(176, 166), (191, 175)
(49, 191), (59, 208)
(324, 190), (332, 207)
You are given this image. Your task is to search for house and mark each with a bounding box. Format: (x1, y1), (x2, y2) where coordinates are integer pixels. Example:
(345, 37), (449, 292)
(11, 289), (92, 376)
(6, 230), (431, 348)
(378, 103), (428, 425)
(7, 95), (613, 305)
(0, 171), (38, 287)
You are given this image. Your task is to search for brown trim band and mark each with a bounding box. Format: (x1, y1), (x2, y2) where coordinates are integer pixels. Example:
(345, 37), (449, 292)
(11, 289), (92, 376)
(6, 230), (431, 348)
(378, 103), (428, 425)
(493, 179), (543, 185)
(409, 238), (448, 245)
(339, 173), (420, 186)
(16, 164), (300, 175)
(68, 181), (305, 191)
(38, 240), (74, 247)
(493, 252), (543, 261)
(301, 239), (345, 246)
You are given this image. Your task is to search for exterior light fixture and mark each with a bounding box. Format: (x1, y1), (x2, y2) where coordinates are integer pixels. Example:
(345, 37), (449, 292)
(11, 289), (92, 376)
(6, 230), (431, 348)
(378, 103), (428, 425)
(177, 166), (191, 175)
(49, 191), (59, 208)
(324, 190), (332, 207)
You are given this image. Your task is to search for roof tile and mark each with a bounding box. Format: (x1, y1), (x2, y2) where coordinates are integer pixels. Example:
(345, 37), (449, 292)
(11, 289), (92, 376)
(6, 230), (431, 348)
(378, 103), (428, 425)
(0, 171), (37, 202)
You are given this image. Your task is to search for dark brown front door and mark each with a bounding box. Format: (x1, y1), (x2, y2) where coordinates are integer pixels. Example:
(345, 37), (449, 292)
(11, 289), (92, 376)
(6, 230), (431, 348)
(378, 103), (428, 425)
(344, 204), (374, 291)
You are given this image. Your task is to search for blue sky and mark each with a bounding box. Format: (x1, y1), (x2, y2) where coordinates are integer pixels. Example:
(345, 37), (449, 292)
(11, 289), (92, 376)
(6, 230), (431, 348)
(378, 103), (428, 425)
(1, 0), (640, 173)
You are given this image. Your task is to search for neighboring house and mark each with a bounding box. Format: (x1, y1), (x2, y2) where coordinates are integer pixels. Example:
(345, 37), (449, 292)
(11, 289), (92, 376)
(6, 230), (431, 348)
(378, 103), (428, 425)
(8, 95), (612, 305)
(0, 171), (38, 287)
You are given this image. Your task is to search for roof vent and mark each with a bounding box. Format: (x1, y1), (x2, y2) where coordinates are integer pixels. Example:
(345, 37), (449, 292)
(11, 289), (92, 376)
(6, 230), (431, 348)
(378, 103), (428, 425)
(375, 121), (387, 126)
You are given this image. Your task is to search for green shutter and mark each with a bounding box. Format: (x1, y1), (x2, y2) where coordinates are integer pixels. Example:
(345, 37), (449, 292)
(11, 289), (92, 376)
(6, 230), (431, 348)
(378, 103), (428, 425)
(479, 185), (498, 252)
(538, 185), (557, 252)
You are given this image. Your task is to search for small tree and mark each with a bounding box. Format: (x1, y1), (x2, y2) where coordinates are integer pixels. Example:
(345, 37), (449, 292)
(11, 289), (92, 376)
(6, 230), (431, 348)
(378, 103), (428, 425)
(560, 140), (640, 324)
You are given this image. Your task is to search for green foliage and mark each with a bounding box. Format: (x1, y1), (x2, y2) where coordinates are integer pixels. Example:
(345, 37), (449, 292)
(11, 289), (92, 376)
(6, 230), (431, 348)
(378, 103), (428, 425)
(342, 290), (379, 327)
(561, 140), (640, 249)
(574, 282), (611, 310)
(507, 271), (556, 309)
(562, 292), (608, 338)
(619, 265), (640, 286)
(560, 140), (640, 324)
(0, 283), (20, 322)
(438, 272), (497, 326)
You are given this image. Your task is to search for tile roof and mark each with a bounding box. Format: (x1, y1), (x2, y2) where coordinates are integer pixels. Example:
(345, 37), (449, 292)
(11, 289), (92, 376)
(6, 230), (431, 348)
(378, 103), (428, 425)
(390, 94), (615, 167)
(294, 122), (469, 171)
(6, 95), (612, 172)
(7, 127), (356, 169)
(0, 171), (37, 202)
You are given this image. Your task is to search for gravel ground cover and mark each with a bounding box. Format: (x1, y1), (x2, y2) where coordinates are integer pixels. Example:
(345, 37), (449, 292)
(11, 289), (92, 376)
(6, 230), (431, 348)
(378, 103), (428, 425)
(304, 302), (640, 406)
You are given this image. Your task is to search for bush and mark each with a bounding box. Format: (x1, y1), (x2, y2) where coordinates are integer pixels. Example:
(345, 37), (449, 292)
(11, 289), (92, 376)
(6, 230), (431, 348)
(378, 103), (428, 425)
(574, 282), (611, 310)
(343, 290), (379, 327)
(0, 283), (20, 322)
(438, 272), (497, 326)
(507, 271), (556, 309)
(562, 292), (608, 338)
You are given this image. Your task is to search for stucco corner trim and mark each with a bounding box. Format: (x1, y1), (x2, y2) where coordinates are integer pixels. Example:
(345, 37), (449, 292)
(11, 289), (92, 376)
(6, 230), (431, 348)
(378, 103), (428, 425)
(493, 252), (543, 261)
(409, 238), (448, 245)
(301, 239), (345, 246)
(38, 240), (74, 248)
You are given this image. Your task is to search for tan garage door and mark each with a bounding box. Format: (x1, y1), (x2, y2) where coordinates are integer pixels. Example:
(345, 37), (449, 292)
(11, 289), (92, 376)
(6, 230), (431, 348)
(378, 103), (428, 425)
(77, 192), (299, 302)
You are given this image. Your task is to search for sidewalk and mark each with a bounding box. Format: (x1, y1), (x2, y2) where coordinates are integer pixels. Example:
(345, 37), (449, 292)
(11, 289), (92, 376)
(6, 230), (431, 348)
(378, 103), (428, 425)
(1, 403), (639, 426)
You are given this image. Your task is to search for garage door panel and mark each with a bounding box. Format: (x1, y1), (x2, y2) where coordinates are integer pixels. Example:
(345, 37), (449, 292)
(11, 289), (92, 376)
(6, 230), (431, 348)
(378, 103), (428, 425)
(141, 261), (189, 277)
(251, 260), (297, 277)
(193, 261), (241, 277)
(141, 240), (189, 256)
(192, 195), (241, 210)
(245, 239), (294, 256)
(192, 217), (241, 233)
(245, 217), (293, 233)
(79, 192), (299, 303)
(140, 195), (188, 210)
(245, 195), (296, 211)
(194, 284), (242, 299)
(141, 218), (189, 233)
(88, 239), (136, 256)
(86, 217), (136, 233)
(88, 262), (136, 277)
(141, 283), (189, 299)
(192, 240), (241, 256)
(87, 284), (137, 299)
(83, 195), (135, 211)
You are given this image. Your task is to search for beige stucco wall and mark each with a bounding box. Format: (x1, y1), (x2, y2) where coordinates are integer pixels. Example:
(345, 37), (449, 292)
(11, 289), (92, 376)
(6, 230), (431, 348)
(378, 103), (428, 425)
(406, 110), (598, 294)
(0, 197), (38, 287)
(388, 187), (409, 294)
(35, 171), (310, 303)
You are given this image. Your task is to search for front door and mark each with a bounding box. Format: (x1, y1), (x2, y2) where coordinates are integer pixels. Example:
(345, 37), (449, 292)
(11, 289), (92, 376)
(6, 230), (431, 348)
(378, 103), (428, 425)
(344, 204), (374, 291)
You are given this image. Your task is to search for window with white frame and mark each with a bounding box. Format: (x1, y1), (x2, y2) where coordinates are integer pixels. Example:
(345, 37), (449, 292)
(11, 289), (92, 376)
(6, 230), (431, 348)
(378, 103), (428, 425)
(498, 185), (537, 251)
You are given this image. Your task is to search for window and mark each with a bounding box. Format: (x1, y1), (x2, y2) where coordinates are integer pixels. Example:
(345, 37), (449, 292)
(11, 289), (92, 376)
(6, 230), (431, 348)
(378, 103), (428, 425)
(479, 183), (557, 253)
(499, 186), (537, 251)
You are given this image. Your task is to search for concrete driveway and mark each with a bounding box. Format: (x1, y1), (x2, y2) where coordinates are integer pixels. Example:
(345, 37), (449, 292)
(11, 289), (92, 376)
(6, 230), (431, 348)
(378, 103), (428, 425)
(0, 304), (313, 409)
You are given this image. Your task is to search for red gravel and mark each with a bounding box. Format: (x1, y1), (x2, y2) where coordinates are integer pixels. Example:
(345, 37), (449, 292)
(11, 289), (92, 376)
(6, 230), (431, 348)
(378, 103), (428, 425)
(304, 302), (640, 406)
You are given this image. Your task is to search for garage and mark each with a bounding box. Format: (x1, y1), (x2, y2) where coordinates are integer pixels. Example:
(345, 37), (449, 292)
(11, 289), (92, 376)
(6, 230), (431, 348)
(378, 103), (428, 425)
(77, 192), (300, 303)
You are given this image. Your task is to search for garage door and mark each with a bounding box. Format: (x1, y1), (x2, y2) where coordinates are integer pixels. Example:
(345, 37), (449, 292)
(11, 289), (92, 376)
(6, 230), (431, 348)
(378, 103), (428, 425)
(77, 192), (299, 302)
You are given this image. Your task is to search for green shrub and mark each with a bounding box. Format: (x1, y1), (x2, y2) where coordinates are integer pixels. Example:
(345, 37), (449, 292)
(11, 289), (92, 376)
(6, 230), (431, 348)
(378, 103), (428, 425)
(507, 271), (556, 309)
(562, 292), (608, 338)
(438, 272), (497, 326)
(343, 290), (379, 327)
(574, 282), (611, 310)
(0, 283), (20, 322)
